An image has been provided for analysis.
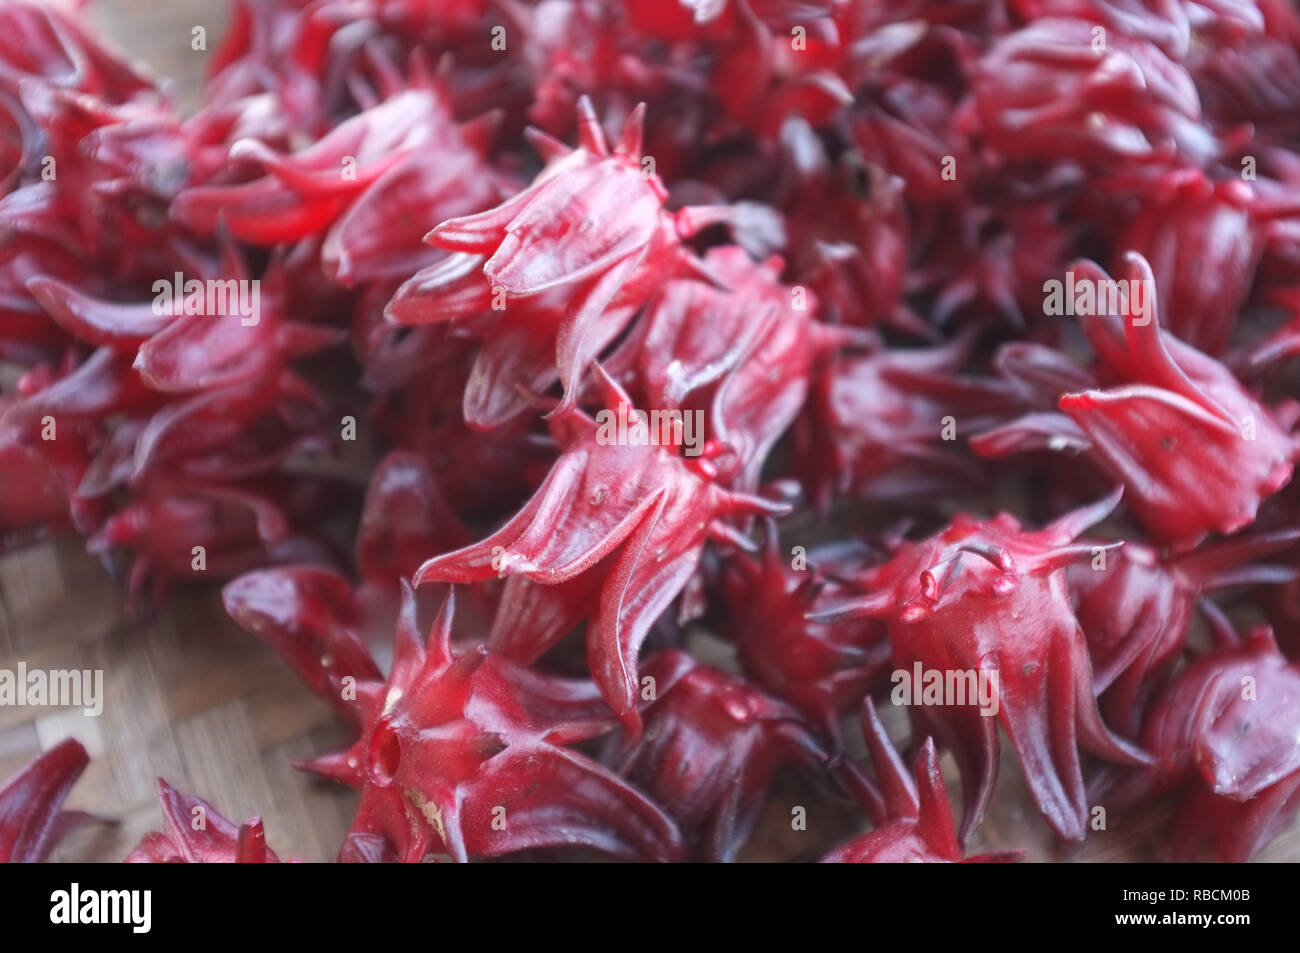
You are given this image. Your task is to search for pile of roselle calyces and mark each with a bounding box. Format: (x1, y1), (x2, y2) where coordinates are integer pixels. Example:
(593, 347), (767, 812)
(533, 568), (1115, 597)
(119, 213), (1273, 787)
(3, 0), (1300, 866)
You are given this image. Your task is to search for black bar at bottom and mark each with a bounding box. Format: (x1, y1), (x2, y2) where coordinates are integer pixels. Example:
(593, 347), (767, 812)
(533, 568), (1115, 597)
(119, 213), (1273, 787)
(0, 861), (1279, 942)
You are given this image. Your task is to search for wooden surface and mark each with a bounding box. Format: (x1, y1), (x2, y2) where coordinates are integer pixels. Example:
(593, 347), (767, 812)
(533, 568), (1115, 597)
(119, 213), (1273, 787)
(0, 537), (359, 862)
(3, 0), (1297, 863)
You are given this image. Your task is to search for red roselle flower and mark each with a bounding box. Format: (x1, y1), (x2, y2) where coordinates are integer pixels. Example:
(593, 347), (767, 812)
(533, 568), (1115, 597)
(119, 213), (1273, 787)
(623, 0), (836, 41)
(702, 2), (851, 139)
(1001, 0), (1202, 58)
(915, 197), (1081, 331)
(321, 104), (502, 286)
(0, 0), (153, 196)
(415, 366), (790, 732)
(1190, 2), (1300, 135)
(510, 3), (692, 169)
(85, 475), (342, 603)
(1104, 625), (1300, 862)
(609, 246), (801, 415)
(359, 332), (556, 516)
(703, 267), (851, 494)
(0, 738), (91, 863)
(221, 454), (474, 694)
(173, 86), (484, 252)
(795, 332), (1018, 509)
(224, 567), (385, 729)
(126, 780), (283, 863)
(813, 490), (1152, 844)
(2, 83), (203, 287)
(301, 587), (686, 862)
(198, 0), (342, 145)
(848, 45), (974, 209)
(611, 650), (827, 862)
(6, 255), (347, 598)
(609, 245), (855, 490)
(1115, 173), (1262, 355)
(823, 699), (1022, 863)
(201, 0), (501, 147)
(1247, 282), (1300, 372)
(1, 348), (152, 449)
(18, 252), (343, 487)
(1070, 528), (1300, 739)
(527, 2), (848, 146)
(0, 236), (85, 365)
(0, 1), (154, 104)
(971, 17), (1210, 166)
(118, 257), (341, 397)
(387, 97), (735, 420)
(355, 450), (471, 592)
(1061, 255), (1300, 548)
(718, 521), (890, 742)
(230, 569), (684, 861)
(387, 265), (641, 429)
(975, 253), (1300, 550)
(777, 129), (916, 334)
(0, 391), (104, 550)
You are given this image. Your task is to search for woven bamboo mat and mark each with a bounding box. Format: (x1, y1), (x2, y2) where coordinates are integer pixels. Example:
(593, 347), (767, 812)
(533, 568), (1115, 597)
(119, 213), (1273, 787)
(2, 0), (1296, 863)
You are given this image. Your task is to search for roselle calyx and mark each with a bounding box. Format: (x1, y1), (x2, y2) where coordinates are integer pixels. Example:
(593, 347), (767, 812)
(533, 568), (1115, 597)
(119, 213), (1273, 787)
(302, 586), (687, 862)
(824, 699), (1022, 863)
(387, 97), (770, 422)
(1071, 528), (1300, 738)
(126, 780), (284, 863)
(813, 490), (1151, 844)
(0, 738), (91, 863)
(976, 253), (1300, 550)
(613, 650), (826, 861)
(719, 521), (890, 743)
(415, 365), (789, 733)
(1104, 625), (1300, 861)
